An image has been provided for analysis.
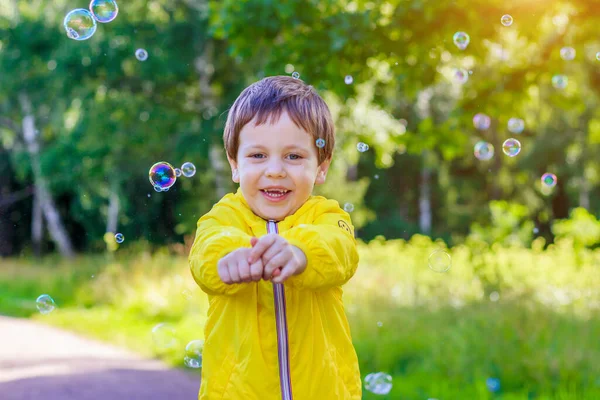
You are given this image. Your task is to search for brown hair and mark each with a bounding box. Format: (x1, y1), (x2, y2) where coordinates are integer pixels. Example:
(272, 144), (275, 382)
(223, 76), (335, 165)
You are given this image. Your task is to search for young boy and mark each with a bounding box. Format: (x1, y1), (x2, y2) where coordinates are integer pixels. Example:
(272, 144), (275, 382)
(188, 76), (361, 400)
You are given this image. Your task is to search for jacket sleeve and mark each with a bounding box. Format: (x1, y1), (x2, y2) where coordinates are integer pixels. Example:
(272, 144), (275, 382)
(280, 203), (359, 290)
(188, 206), (253, 296)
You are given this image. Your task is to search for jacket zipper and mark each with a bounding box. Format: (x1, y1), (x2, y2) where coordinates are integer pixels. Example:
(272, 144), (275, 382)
(267, 220), (294, 400)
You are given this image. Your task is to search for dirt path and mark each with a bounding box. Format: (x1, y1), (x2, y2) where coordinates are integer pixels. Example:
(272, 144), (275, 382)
(0, 316), (200, 400)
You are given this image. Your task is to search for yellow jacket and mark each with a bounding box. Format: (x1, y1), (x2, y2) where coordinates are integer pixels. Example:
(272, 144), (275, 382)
(189, 188), (361, 400)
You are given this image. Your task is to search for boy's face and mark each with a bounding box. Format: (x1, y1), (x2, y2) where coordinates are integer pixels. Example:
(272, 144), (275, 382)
(228, 111), (331, 222)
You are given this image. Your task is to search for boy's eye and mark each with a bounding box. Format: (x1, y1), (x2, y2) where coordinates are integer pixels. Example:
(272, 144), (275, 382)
(250, 154), (265, 159)
(288, 154), (302, 160)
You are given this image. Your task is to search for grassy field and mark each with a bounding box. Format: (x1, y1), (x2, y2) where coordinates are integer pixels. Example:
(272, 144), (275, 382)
(2, 235), (600, 399)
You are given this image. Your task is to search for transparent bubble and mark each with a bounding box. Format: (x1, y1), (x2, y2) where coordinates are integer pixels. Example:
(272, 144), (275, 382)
(552, 74), (568, 89)
(507, 118), (524, 134)
(502, 138), (521, 157)
(596, 52), (600, 61)
(175, 168), (182, 177)
(364, 372), (393, 395)
(36, 294), (56, 315)
(474, 141), (494, 161)
(64, 9), (97, 41)
(473, 113), (491, 130)
(541, 173), (557, 188)
(428, 250), (451, 273)
(149, 162), (176, 191)
(181, 289), (193, 300)
(181, 162), (196, 178)
(533, 227), (539, 234)
(453, 31), (470, 50)
(489, 291), (500, 302)
(486, 377), (501, 393)
(284, 64), (295, 74)
(152, 323), (177, 349)
(316, 138), (326, 148)
(292, 71), (300, 79)
(344, 75), (353, 85)
(501, 14), (513, 27)
(399, 119), (408, 127)
(344, 203), (354, 212)
(135, 48), (148, 61)
(184, 340), (204, 368)
(376, 321), (383, 327)
(357, 142), (369, 152)
(560, 46), (576, 61)
(374, 174), (379, 180)
(115, 233), (124, 244)
(454, 68), (469, 84)
(89, 0), (118, 23)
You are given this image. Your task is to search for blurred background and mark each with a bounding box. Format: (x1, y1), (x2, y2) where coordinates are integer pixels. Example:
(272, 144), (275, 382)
(1, 0), (600, 399)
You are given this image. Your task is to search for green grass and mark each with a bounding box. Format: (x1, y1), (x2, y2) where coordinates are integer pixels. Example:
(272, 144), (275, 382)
(2, 235), (600, 399)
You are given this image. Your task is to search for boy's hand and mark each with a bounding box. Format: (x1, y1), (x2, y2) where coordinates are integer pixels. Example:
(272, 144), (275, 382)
(218, 246), (265, 285)
(248, 234), (307, 283)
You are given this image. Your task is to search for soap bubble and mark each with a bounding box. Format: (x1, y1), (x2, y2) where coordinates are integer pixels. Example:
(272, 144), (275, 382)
(115, 233), (124, 244)
(473, 113), (491, 130)
(453, 32), (470, 50)
(454, 68), (469, 84)
(344, 203), (354, 212)
(149, 162), (176, 191)
(344, 75), (353, 84)
(560, 46), (576, 61)
(474, 141), (494, 161)
(502, 138), (522, 157)
(64, 9), (97, 41)
(152, 323), (177, 349)
(357, 142), (369, 152)
(292, 71), (300, 79)
(552, 75), (568, 89)
(508, 118), (525, 134)
(428, 250), (451, 273)
(596, 52), (600, 61)
(541, 173), (557, 188)
(36, 294), (56, 315)
(89, 0), (118, 23)
(501, 14), (513, 26)
(316, 138), (326, 148)
(184, 340), (204, 368)
(181, 162), (196, 178)
(175, 168), (182, 177)
(364, 372), (393, 395)
(486, 377), (501, 393)
(135, 48), (148, 61)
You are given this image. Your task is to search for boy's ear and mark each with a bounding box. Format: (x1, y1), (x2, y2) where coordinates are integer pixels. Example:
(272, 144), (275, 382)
(227, 156), (240, 183)
(315, 159), (331, 185)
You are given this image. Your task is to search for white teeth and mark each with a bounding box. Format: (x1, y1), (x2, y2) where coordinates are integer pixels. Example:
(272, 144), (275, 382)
(264, 190), (288, 197)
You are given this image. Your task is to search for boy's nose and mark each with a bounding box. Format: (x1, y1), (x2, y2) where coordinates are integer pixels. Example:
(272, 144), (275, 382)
(265, 161), (286, 178)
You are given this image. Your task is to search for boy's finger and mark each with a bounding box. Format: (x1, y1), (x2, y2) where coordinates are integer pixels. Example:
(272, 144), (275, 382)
(218, 263), (232, 284)
(238, 259), (251, 282)
(249, 260), (263, 281)
(263, 253), (288, 280)
(250, 236), (258, 247)
(228, 262), (241, 283)
(248, 235), (276, 263)
(271, 262), (294, 284)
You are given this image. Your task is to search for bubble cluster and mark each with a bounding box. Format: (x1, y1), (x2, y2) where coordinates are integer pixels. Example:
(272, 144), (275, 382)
(89, 0), (119, 23)
(344, 75), (353, 85)
(474, 141), (494, 161)
(152, 323), (177, 349)
(473, 113), (491, 130)
(344, 203), (355, 212)
(36, 294), (56, 315)
(136, 48), (148, 61)
(316, 138), (326, 148)
(552, 74), (568, 89)
(292, 71), (300, 79)
(428, 250), (451, 273)
(115, 233), (124, 244)
(364, 372), (393, 395)
(184, 340), (204, 368)
(357, 142), (369, 152)
(541, 173), (557, 188)
(502, 138), (521, 157)
(560, 46), (576, 61)
(454, 68), (469, 84)
(453, 32), (470, 50)
(501, 15), (513, 27)
(508, 118), (524, 134)
(64, 9), (97, 41)
(149, 162), (177, 191)
(181, 162), (196, 178)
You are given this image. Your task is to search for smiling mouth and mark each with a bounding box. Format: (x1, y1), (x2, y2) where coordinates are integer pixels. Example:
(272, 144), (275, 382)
(260, 189), (291, 200)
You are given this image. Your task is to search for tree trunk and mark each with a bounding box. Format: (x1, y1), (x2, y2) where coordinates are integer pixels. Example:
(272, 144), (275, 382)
(19, 92), (75, 257)
(418, 156), (432, 235)
(31, 187), (44, 257)
(106, 180), (120, 234)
